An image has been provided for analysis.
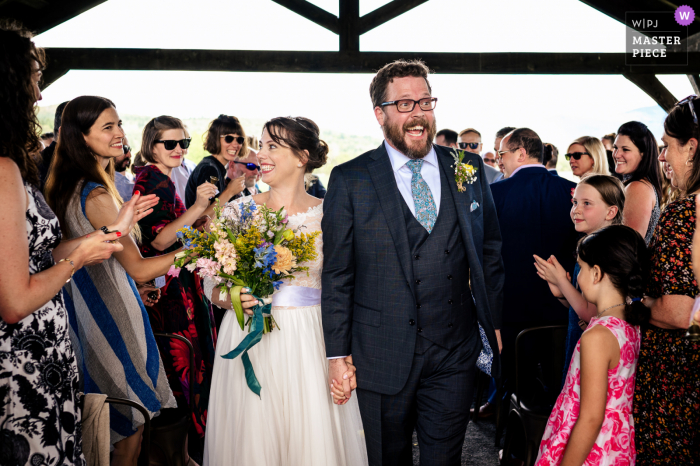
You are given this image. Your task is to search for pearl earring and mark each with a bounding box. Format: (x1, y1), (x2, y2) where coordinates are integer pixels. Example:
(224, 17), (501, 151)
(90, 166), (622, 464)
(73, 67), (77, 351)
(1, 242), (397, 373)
(297, 163), (302, 168)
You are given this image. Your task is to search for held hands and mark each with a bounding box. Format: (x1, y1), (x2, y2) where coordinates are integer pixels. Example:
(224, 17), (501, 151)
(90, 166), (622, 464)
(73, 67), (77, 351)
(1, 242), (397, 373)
(73, 231), (124, 267)
(195, 182), (219, 209)
(329, 356), (357, 405)
(110, 191), (159, 235)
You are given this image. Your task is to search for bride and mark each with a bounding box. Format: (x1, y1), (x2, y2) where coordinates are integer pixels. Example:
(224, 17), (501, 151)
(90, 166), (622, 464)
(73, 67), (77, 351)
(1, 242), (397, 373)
(202, 117), (368, 466)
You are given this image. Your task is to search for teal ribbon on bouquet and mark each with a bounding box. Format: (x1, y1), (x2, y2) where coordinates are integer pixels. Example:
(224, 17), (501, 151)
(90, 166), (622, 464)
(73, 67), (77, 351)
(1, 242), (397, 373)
(220, 294), (271, 397)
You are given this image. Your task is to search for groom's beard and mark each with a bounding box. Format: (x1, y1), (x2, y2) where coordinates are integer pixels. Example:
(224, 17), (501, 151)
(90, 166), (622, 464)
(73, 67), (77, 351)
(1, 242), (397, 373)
(383, 116), (437, 160)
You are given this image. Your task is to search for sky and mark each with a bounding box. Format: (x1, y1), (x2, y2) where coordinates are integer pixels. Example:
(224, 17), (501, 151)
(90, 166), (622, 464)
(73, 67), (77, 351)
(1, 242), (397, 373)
(34, 0), (696, 163)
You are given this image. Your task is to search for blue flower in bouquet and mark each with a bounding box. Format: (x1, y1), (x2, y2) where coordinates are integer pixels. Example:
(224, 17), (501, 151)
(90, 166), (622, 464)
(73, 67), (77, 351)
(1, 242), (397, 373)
(240, 201), (258, 223)
(273, 280), (284, 290)
(253, 243), (277, 271)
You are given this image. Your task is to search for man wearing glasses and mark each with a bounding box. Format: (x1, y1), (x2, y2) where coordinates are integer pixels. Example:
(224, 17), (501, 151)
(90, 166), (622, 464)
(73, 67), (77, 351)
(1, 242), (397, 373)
(459, 128), (501, 183)
(227, 149), (262, 198)
(322, 59), (504, 466)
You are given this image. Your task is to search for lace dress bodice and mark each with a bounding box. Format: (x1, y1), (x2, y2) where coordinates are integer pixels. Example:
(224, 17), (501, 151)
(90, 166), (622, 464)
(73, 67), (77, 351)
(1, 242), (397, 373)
(203, 197), (323, 302)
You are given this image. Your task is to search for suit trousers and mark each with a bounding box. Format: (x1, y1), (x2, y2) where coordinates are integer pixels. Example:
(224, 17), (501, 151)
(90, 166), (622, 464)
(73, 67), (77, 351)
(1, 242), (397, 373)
(356, 335), (480, 466)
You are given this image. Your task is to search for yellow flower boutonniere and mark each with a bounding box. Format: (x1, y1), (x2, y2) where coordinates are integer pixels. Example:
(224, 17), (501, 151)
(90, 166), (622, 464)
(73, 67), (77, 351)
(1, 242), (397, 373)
(450, 149), (478, 192)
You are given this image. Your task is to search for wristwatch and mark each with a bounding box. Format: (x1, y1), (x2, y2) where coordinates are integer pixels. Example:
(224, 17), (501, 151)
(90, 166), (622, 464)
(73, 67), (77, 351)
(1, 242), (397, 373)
(100, 226), (117, 234)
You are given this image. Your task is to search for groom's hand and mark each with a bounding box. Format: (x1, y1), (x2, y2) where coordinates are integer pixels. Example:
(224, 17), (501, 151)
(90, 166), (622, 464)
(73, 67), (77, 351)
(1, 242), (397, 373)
(329, 358), (352, 404)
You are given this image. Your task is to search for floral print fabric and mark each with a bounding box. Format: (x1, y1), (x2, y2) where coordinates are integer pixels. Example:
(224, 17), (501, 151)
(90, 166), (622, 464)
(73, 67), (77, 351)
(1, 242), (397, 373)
(406, 159), (437, 233)
(646, 195), (698, 299)
(133, 165), (217, 438)
(0, 183), (85, 466)
(535, 316), (640, 466)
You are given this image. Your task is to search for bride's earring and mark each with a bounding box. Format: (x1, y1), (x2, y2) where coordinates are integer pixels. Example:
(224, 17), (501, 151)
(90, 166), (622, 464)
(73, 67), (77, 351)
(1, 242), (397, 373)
(297, 163), (303, 168)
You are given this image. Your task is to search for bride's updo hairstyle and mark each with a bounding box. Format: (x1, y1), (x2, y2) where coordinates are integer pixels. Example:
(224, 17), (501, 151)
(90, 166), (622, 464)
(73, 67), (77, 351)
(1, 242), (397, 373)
(263, 117), (329, 173)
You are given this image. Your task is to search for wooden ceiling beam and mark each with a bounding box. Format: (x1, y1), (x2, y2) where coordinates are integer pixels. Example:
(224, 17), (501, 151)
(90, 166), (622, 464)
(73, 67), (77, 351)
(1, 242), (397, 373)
(623, 73), (677, 112)
(270, 0), (339, 34)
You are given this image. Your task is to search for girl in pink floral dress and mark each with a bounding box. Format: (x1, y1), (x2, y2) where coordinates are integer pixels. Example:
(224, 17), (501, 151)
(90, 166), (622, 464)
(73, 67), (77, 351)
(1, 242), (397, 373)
(535, 225), (648, 466)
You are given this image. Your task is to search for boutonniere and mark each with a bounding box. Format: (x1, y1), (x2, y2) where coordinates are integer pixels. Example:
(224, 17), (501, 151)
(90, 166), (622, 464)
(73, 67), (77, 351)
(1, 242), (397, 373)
(450, 149), (478, 192)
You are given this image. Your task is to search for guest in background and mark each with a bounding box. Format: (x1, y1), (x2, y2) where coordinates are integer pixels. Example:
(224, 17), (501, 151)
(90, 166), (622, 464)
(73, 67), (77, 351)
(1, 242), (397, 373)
(38, 100), (68, 189)
(482, 150), (498, 168)
(45, 96), (180, 466)
(0, 23), (124, 466)
(613, 121), (662, 245)
(543, 143), (558, 175)
(185, 114), (246, 211)
(458, 128), (500, 183)
(114, 135), (134, 201)
(565, 136), (609, 178)
(485, 128), (578, 416)
(40, 131), (54, 146)
(534, 175), (625, 381)
(435, 128), (458, 148)
(171, 125), (197, 203)
(660, 161), (680, 210)
(493, 126), (516, 182)
(133, 115), (218, 450)
(602, 132), (623, 180)
(635, 96), (700, 464)
(305, 173), (327, 198)
(601, 133), (615, 152)
(226, 145), (261, 198)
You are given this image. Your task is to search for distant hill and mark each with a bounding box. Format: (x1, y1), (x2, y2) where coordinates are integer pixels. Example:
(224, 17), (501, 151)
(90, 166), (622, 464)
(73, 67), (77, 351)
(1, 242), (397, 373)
(37, 105), (381, 187)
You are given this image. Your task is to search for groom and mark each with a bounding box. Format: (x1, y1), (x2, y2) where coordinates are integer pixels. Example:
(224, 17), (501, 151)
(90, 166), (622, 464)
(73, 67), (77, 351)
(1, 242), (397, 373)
(322, 60), (505, 465)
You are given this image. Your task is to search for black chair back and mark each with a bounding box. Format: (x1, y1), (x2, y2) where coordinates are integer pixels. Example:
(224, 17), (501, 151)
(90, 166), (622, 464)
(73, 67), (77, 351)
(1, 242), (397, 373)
(514, 325), (568, 413)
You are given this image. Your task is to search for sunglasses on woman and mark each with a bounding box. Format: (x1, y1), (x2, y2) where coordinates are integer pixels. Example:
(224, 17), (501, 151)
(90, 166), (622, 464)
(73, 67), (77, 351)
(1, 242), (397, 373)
(155, 138), (191, 150)
(222, 135), (245, 144)
(676, 94), (698, 126)
(458, 142), (480, 150)
(565, 152), (589, 161)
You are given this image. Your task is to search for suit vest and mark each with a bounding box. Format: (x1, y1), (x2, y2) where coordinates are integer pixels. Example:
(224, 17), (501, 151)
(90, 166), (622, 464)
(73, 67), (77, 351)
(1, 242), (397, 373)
(399, 159), (476, 354)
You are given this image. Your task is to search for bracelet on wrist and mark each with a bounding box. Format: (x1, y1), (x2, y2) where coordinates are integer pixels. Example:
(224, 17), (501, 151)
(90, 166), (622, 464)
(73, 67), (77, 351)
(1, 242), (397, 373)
(57, 258), (75, 283)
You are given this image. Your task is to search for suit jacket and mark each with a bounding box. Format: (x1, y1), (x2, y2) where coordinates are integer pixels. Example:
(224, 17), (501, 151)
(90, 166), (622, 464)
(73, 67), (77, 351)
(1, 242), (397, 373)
(490, 166), (578, 327)
(322, 143), (505, 394)
(483, 163), (501, 184)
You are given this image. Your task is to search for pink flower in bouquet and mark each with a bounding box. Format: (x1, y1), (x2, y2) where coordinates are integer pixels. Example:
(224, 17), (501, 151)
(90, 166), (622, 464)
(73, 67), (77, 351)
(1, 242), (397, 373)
(214, 239), (238, 275)
(196, 258), (220, 278)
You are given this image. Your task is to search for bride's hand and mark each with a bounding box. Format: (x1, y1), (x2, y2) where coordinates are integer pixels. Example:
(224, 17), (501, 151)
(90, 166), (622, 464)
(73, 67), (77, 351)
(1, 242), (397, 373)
(240, 289), (259, 316)
(331, 356), (357, 405)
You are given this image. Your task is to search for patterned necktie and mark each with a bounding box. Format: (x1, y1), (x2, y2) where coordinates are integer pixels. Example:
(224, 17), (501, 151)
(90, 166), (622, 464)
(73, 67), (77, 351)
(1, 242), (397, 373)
(406, 159), (437, 233)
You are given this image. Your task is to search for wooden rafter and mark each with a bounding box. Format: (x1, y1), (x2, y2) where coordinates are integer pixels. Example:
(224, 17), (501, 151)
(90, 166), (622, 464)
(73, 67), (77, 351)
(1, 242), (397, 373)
(623, 73), (677, 112)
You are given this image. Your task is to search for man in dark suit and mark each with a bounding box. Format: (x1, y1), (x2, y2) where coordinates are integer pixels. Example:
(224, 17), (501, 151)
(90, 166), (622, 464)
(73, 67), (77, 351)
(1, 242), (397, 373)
(489, 128), (578, 400)
(322, 60), (505, 466)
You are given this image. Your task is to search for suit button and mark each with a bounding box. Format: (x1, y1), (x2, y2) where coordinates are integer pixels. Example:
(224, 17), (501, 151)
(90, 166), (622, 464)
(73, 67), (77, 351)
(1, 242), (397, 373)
(448, 300), (453, 305)
(416, 304), (421, 309)
(415, 279), (421, 285)
(445, 249), (450, 254)
(414, 255), (420, 260)
(417, 327), (423, 333)
(409, 319), (415, 326)
(447, 275), (453, 280)
(448, 323), (453, 328)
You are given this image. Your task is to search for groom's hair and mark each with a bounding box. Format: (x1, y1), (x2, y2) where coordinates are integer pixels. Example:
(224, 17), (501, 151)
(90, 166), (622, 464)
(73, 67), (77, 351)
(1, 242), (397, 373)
(370, 60), (432, 109)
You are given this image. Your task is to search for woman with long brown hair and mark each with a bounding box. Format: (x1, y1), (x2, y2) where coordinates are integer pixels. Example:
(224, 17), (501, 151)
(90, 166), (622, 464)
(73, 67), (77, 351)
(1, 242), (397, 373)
(0, 23), (131, 466)
(45, 96), (184, 466)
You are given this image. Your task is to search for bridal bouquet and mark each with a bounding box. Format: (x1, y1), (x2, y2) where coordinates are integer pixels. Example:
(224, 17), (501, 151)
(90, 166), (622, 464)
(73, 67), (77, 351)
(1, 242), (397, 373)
(172, 199), (320, 395)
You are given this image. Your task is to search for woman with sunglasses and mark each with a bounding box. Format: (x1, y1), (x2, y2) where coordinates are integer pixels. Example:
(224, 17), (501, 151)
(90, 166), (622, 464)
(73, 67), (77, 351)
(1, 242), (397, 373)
(634, 96), (700, 465)
(185, 114), (247, 211)
(133, 116), (219, 459)
(612, 121), (663, 245)
(565, 136), (609, 178)
(45, 97), (182, 466)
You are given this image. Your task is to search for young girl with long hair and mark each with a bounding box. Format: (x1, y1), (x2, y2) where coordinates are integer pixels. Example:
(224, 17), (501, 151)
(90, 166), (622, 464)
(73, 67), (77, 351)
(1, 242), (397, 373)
(534, 175), (626, 376)
(535, 225), (648, 465)
(45, 96), (184, 466)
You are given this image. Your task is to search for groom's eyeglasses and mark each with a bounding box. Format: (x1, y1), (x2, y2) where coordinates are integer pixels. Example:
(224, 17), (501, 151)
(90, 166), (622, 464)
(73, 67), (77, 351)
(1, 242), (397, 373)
(155, 138), (191, 150)
(222, 135), (245, 144)
(458, 142), (480, 150)
(234, 161), (261, 171)
(379, 97), (438, 113)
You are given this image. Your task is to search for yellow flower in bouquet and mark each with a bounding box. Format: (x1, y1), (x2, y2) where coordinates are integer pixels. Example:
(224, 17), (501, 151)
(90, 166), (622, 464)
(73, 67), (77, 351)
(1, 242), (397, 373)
(272, 245), (296, 275)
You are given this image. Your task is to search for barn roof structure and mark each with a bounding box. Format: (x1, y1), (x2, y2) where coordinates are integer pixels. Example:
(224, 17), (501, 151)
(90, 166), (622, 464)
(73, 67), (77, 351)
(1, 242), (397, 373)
(3, 0), (699, 112)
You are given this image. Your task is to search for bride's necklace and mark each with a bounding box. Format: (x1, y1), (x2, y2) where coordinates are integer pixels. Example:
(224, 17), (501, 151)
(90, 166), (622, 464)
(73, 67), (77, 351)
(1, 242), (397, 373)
(597, 303), (625, 318)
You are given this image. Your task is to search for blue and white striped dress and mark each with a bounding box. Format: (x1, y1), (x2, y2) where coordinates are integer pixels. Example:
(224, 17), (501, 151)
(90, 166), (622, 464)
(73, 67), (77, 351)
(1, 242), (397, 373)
(62, 181), (176, 445)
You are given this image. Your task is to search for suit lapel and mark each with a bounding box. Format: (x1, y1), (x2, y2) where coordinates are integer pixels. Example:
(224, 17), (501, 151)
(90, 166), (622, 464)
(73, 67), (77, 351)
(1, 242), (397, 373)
(436, 147), (475, 249)
(368, 144), (416, 297)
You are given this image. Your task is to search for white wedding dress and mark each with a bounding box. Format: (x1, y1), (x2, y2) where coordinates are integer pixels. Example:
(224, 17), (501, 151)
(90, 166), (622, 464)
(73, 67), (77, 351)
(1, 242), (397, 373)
(203, 198), (368, 466)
